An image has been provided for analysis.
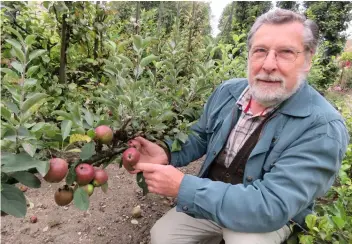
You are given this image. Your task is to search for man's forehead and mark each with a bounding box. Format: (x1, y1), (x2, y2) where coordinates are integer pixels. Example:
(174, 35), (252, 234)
(252, 22), (305, 46)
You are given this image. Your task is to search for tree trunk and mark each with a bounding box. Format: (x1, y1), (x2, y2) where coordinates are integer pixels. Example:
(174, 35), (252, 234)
(94, 2), (99, 59)
(227, 2), (235, 39)
(135, 1), (141, 34)
(187, 2), (196, 52)
(59, 13), (68, 84)
(157, 1), (164, 37)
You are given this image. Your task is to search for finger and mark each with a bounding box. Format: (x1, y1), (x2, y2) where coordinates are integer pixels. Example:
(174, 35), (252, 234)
(133, 137), (155, 147)
(134, 162), (160, 172)
(129, 169), (141, 174)
(128, 140), (142, 150)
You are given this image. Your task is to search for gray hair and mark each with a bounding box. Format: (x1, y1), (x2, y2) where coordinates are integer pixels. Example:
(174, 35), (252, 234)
(247, 8), (319, 55)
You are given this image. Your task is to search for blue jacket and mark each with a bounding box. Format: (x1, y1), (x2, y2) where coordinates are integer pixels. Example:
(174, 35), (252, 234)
(167, 78), (349, 233)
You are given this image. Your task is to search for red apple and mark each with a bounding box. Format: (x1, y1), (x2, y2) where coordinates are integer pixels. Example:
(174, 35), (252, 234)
(92, 169), (108, 187)
(44, 158), (68, 183)
(75, 163), (95, 185)
(95, 125), (113, 144)
(122, 147), (140, 171)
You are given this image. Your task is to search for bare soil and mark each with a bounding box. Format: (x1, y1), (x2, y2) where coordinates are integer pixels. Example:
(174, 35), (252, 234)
(1, 160), (202, 244)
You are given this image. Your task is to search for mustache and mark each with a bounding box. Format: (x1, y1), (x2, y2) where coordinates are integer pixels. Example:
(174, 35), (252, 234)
(254, 74), (284, 83)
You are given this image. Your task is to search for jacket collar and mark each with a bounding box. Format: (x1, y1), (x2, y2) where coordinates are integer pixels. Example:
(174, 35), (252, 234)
(228, 79), (312, 118)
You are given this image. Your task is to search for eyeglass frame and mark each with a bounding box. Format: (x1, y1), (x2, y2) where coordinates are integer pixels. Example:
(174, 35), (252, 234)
(248, 47), (306, 64)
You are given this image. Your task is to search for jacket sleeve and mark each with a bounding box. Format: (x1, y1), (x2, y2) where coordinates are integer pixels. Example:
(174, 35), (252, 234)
(175, 119), (349, 232)
(165, 84), (222, 167)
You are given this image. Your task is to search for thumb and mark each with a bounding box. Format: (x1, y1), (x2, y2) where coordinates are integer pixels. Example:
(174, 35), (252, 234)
(133, 137), (155, 147)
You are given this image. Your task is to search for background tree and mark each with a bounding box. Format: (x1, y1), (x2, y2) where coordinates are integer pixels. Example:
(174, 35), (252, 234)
(276, 1), (300, 11)
(303, 1), (352, 87)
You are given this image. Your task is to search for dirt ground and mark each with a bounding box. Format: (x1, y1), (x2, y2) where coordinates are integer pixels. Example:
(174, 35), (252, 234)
(1, 160), (202, 244)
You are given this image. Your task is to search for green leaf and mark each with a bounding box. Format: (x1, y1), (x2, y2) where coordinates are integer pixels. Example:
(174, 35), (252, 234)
(11, 61), (23, 73)
(83, 109), (94, 127)
(117, 55), (134, 68)
(25, 35), (37, 46)
(5, 39), (23, 52)
(176, 132), (188, 144)
(3, 101), (19, 115)
(1, 184), (26, 218)
(332, 216), (345, 229)
(26, 65), (39, 77)
(52, 110), (73, 120)
(1, 67), (19, 78)
(73, 187), (89, 211)
(31, 122), (46, 132)
(24, 78), (37, 88)
(21, 142), (37, 157)
(133, 35), (143, 50)
(6, 26), (24, 42)
(1, 106), (12, 121)
(80, 141), (96, 161)
(21, 93), (47, 113)
(298, 235), (314, 244)
(1, 152), (49, 176)
(140, 54), (158, 67)
(136, 172), (149, 196)
(9, 43), (25, 63)
(61, 120), (72, 141)
(11, 171), (41, 188)
(101, 182), (108, 194)
(158, 111), (175, 122)
(87, 129), (96, 139)
(305, 214), (317, 230)
(28, 49), (46, 62)
(171, 140), (182, 152)
(66, 162), (78, 186)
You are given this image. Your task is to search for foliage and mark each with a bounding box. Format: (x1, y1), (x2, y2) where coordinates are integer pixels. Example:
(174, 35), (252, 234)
(1, 5), (351, 244)
(0, 1), (246, 216)
(296, 97), (352, 244)
(304, 1), (352, 88)
(217, 1), (272, 44)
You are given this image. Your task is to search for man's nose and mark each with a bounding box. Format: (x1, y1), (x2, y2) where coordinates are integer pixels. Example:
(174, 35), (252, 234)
(262, 50), (278, 73)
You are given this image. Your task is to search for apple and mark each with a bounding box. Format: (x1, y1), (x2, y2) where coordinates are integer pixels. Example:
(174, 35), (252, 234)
(30, 216), (38, 223)
(122, 147), (140, 171)
(95, 125), (113, 144)
(44, 158), (68, 183)
(54, 185), (73, 206)
(81, 184), (94, 196)
(92, 169), (108, 187)
(75, 163), (95, 185)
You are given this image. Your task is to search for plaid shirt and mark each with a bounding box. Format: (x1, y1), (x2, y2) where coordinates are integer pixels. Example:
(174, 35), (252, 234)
(223, 86), (276, 168)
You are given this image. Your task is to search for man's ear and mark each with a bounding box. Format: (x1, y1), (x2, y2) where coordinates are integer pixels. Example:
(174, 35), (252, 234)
(303, 53), (313, 72)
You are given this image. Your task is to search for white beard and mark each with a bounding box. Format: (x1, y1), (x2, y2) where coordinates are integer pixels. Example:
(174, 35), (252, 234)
(247, 70), (307, 107)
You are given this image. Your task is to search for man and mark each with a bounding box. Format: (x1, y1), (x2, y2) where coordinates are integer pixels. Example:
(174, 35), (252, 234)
(129, 8), (349, 244)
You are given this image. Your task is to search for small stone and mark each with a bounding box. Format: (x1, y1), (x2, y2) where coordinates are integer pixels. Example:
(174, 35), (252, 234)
(97, 227), (101, 231)
(131, 205), (142, 218)
(43, 226), (49, 232)
(63, 206), (69, 210)
(78, 232), (82, 236)
(131, 219), (139, 225)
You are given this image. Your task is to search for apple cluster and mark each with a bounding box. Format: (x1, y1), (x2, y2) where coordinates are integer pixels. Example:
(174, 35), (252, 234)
(44, 158), (109, 206)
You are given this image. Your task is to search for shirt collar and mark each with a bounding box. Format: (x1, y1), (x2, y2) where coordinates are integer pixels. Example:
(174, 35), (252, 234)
(236, 86), (276, 117)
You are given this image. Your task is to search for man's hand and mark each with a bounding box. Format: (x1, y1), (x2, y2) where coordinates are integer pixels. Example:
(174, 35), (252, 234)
(126, 137), (169, 174)
(134, 163), (184, 197)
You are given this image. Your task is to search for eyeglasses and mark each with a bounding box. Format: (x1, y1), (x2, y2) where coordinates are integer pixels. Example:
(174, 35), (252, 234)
(249, 47), (304, 63)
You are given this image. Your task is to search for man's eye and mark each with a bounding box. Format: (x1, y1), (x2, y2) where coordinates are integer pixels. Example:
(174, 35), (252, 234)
(253, 48), (267, 53)
(280, 49), (295, 54)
